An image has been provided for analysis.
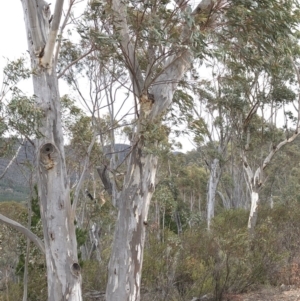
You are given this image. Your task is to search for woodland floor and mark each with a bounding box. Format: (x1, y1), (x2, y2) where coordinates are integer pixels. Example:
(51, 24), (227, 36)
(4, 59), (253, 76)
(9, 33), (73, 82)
(225, 286), (300, 301)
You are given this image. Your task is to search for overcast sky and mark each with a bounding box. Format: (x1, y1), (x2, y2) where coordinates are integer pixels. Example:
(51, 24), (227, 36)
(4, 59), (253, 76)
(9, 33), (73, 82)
(0, 2), (27, 69)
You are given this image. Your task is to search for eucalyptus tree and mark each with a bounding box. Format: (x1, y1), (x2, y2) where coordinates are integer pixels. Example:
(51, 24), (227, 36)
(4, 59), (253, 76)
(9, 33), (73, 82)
(190, 65), (234, 229)
(83, 0), (220, 299)
(82, 0), (299, 299)
(206, 57), (300, 234)
(7, 0), (296, 300)
(218, 47), (300, 233)
(3, 1), (83, 300)
(242, 61), (300, 234)
(194, 0), (299, 233)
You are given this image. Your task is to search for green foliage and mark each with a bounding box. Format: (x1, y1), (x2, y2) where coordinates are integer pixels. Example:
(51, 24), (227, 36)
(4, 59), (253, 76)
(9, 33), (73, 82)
(31, 185), (41, 228)
(82, 259), (108, 295)
(142, 230), (182, 300)
(15, 186), (43, 277)
(0, 202), (45, 301)
(140, 203), (300, 300)
(68, 114), (102, 164)
(7, 94), (42, 138)
(57, 40), (85, 83)
(61, 94), (83, 136)
(0, 57), (41, 155)
(2, 56), (30, 85)
(76, 227), (88, 261)
(222, 0), (299, 72)
(1, 0), (299, 299)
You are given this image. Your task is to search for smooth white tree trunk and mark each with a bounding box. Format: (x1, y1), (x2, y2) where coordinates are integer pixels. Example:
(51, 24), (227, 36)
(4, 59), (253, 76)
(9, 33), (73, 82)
(207, 158), (221, 230)
(243, 123), (300, 234)
(243, 58), (300, 233)
(20, 1), (82, 300)
(248, 190), (259, 232)
(105, 0), (215, 299)
(106, 151), (157, 301)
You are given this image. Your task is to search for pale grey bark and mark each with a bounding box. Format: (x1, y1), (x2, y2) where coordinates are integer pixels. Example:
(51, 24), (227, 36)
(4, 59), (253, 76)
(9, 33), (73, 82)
(242, 153), (263, 234)
(88, 223), (101, 262)
(244, 128), (300, 233)
(105, 52), (193, 301)
(106, 151), (158, 301)
(193, 81), (232, 229)
(207, 158), (221, 230)
(242, 58), (300, 233)
(40, 0), (64, 68)
(174, 211), (183, 235)
(22, 240), (30, 301)
(20, 0), (82, 300)
(216, 191), (230, 209)
(270, 194), (274, 209)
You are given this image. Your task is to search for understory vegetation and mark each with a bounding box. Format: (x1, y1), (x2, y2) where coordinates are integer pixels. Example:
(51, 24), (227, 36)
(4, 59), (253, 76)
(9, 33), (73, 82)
(2, 199), (300, 301)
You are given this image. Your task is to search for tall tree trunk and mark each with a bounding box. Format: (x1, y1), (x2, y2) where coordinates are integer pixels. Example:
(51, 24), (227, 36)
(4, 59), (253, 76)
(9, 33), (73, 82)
(20, 1), (82, 300)
(248, 189), (259, 233)
(242, 155), (262, 235)
(105, 53), (193, 299)
(243, 123), (300, 234)
(105, 0), (215, 298)
(106, 147), (157, 301)
(207, 158), (221, 230)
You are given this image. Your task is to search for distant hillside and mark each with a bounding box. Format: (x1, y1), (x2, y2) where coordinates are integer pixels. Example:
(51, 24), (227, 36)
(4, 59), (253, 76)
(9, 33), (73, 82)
(0, 141), (34, 202)
(0, 142), (131, 202)
(103, 143), (131, 165)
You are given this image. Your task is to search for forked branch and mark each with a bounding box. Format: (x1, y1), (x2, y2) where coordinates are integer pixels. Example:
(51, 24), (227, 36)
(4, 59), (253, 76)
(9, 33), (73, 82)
(41, 0), (65, 68)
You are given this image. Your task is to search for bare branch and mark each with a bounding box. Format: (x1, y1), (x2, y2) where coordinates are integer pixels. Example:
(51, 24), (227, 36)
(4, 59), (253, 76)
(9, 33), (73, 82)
(57, 47), (94, 79)
(72, 131), (97, 214)
(259, 57), (300, 170)
(54, 0), (76, 67)
(0, 214), (45, 254)
(262, 132), (300, 171)
(0, 140), (24, 180)
(111, 0), (144, 95)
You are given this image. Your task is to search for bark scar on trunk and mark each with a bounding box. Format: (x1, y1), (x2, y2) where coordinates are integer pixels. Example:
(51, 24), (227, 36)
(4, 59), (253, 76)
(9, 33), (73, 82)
(139, 92), (155, 118)
(40, 143), (57, 170)
(71, 263), (81, 277)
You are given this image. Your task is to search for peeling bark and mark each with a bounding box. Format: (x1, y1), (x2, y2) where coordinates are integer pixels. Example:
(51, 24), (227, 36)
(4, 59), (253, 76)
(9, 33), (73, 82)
(106, 144), (157, 301)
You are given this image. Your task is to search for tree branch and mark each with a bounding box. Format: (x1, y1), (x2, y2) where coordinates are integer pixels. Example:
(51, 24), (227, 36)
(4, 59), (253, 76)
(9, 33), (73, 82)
(72, 130), (97, 214)
(57, 47), (94, 79)
(0, 140), (24, 180)
(111, 0), (144, 95)
(41, 0), (65, 68)
(262, 132), (300, 171)
(54, 0), (76, 67)
(0, 214), (45, 254)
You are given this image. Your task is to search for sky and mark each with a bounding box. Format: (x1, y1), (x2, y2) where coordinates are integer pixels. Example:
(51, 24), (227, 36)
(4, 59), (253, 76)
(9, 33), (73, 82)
(0, 2), (28, 67)
(0, 1), (196, 152)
